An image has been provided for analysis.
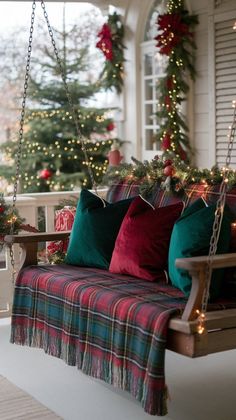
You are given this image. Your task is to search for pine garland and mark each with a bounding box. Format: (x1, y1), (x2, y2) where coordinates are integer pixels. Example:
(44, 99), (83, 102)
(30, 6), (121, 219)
(155, 0), (198, 162)
(0, 194), (25, 245)
(96, 12), (125, 94)
(104, 156), (236, 195)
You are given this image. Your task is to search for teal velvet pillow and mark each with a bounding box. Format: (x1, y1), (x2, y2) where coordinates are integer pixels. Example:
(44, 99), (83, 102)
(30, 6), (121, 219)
(65, 189), (133, 269)
(168, 198), (232, 300)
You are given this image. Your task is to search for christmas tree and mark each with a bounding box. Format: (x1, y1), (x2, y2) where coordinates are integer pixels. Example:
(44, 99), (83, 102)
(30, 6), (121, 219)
(0, 8), (116, 193)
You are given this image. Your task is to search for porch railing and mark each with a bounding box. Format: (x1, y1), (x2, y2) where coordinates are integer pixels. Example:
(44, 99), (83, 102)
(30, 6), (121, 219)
(0, 188), (107, 317)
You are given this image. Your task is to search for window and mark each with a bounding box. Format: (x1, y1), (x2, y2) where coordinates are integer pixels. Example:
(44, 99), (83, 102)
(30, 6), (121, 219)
(140, 1), (167, 160)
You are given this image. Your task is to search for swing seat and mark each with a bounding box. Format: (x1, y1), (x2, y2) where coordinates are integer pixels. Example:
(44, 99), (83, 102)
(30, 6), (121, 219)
(5, 226), (236, 358)
(6, 181), (236, 416)
(6, 180), (236, 359)
(6, 230), (236, 358)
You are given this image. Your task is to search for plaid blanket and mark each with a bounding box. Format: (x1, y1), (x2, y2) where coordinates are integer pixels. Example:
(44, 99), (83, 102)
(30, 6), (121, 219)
(11, 264), (236, 415)
(11, 264), (187, 416)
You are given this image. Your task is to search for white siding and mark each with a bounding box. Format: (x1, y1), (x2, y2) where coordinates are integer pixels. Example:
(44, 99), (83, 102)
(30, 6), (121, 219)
(190, 3), (210, 167)
(189, 0), (236, 169)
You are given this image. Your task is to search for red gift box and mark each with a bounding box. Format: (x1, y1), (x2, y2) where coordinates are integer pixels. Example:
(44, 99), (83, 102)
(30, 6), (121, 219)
(55, 206), (76, 231)
(47, 206), (76, 256)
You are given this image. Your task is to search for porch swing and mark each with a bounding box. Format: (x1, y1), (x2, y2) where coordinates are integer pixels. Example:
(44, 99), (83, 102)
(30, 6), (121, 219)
(5, 0), (236, 357)
(3, 2), (236, 412)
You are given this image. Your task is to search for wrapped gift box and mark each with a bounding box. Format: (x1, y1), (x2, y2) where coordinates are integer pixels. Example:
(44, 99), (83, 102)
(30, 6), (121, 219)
(47, 206), (76, 257)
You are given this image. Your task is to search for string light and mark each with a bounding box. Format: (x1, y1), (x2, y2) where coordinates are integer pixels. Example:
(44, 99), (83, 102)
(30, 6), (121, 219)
(155, 1), (198, 161)
(196, 310), (205, 334)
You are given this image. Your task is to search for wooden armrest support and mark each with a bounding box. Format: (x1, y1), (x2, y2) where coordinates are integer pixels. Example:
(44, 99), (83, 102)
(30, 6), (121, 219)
(175, 253), (236, 322)
(4, 231), (71, 269)
(4, 231), (71, 244)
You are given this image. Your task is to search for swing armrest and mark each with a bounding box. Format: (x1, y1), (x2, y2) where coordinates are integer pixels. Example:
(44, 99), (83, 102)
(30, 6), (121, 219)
(4, 231), (71, 269)
(4, 231), (71, 244)
(175, 253), (236, 322)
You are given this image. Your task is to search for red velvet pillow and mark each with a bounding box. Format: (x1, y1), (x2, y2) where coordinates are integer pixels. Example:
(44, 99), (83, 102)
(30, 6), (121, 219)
(109, 196), (184, 281)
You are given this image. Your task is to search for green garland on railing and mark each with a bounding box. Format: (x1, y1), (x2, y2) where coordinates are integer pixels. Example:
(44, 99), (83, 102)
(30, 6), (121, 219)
(96, 12), (125, 94)
(155, 0), (198, 162)
(0, 194), (25, 248)
(104, 156), (236, 195)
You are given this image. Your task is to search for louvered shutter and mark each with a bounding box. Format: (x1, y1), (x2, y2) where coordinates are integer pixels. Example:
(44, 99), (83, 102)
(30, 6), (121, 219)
(215, 18), (236, 166)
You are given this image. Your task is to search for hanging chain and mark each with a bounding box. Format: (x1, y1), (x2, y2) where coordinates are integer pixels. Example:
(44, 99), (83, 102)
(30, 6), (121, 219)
(8, 0), (98, 280)
(9, 0), (36, 282)
(197, 104), (236, 334)
(40, 1), (97, 193)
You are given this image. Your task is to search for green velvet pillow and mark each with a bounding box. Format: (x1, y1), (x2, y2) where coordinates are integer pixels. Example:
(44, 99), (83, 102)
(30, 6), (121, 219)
(168, 198), (232, 300)
(65, 189), (133, 269)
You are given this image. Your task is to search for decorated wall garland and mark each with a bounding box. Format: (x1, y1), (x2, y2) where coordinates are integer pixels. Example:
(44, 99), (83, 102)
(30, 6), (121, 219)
(96, 12), (125, 94)
(0, 194), (24, 237)
(155, 0), (198, 162)
(0, 194), (39, 248)
(105, 156), (236, 195)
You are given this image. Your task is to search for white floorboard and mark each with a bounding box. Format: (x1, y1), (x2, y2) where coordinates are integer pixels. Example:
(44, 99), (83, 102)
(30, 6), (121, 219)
(0, 319), (236, 420)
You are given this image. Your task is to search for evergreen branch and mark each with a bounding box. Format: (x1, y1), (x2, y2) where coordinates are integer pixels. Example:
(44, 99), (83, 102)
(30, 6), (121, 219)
(96, 12), (125, 94)
(155, 1), (199, 162)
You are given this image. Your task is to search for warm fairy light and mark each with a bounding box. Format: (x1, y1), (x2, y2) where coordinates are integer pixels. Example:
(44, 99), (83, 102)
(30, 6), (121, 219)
(233, 21), (236, 30)
(7, 215), (17, 224)
(196, 309), (205, 334)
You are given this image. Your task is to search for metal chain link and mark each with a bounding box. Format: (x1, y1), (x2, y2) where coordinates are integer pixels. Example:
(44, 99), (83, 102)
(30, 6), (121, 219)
(198, 104), (236, 330)
(40, 0), (97, 193)
(9, 0), (98, 279)
(9, 0), (36, 282)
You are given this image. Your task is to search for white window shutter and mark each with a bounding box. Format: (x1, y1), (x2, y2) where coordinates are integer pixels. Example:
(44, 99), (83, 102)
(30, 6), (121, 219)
(215, 18), (236, 166)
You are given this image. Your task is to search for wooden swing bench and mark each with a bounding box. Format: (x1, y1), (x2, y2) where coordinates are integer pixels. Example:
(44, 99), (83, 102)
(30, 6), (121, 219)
(6, 181), (236, 416)
(6, 231), (236, 359)
(6, 181), (236, 359)
(4, 2), (236, 415)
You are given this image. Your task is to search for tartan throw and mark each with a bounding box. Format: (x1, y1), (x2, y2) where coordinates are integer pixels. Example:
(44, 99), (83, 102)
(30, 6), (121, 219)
(11, 264), (186, 416)
(10, 181), (236, 415)
(11, 264), (236, 415)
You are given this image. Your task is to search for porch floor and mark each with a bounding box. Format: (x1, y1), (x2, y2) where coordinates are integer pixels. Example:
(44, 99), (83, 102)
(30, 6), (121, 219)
(0, 318), (235, 420)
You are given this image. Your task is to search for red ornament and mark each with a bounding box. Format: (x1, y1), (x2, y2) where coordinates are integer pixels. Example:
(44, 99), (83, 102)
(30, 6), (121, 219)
(39, 168), (53, 180)
(0, 206), (4, 213)
(163, 165), (175, 177)
(106, 122), (115, 131)
(162, 134), (171, 151)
